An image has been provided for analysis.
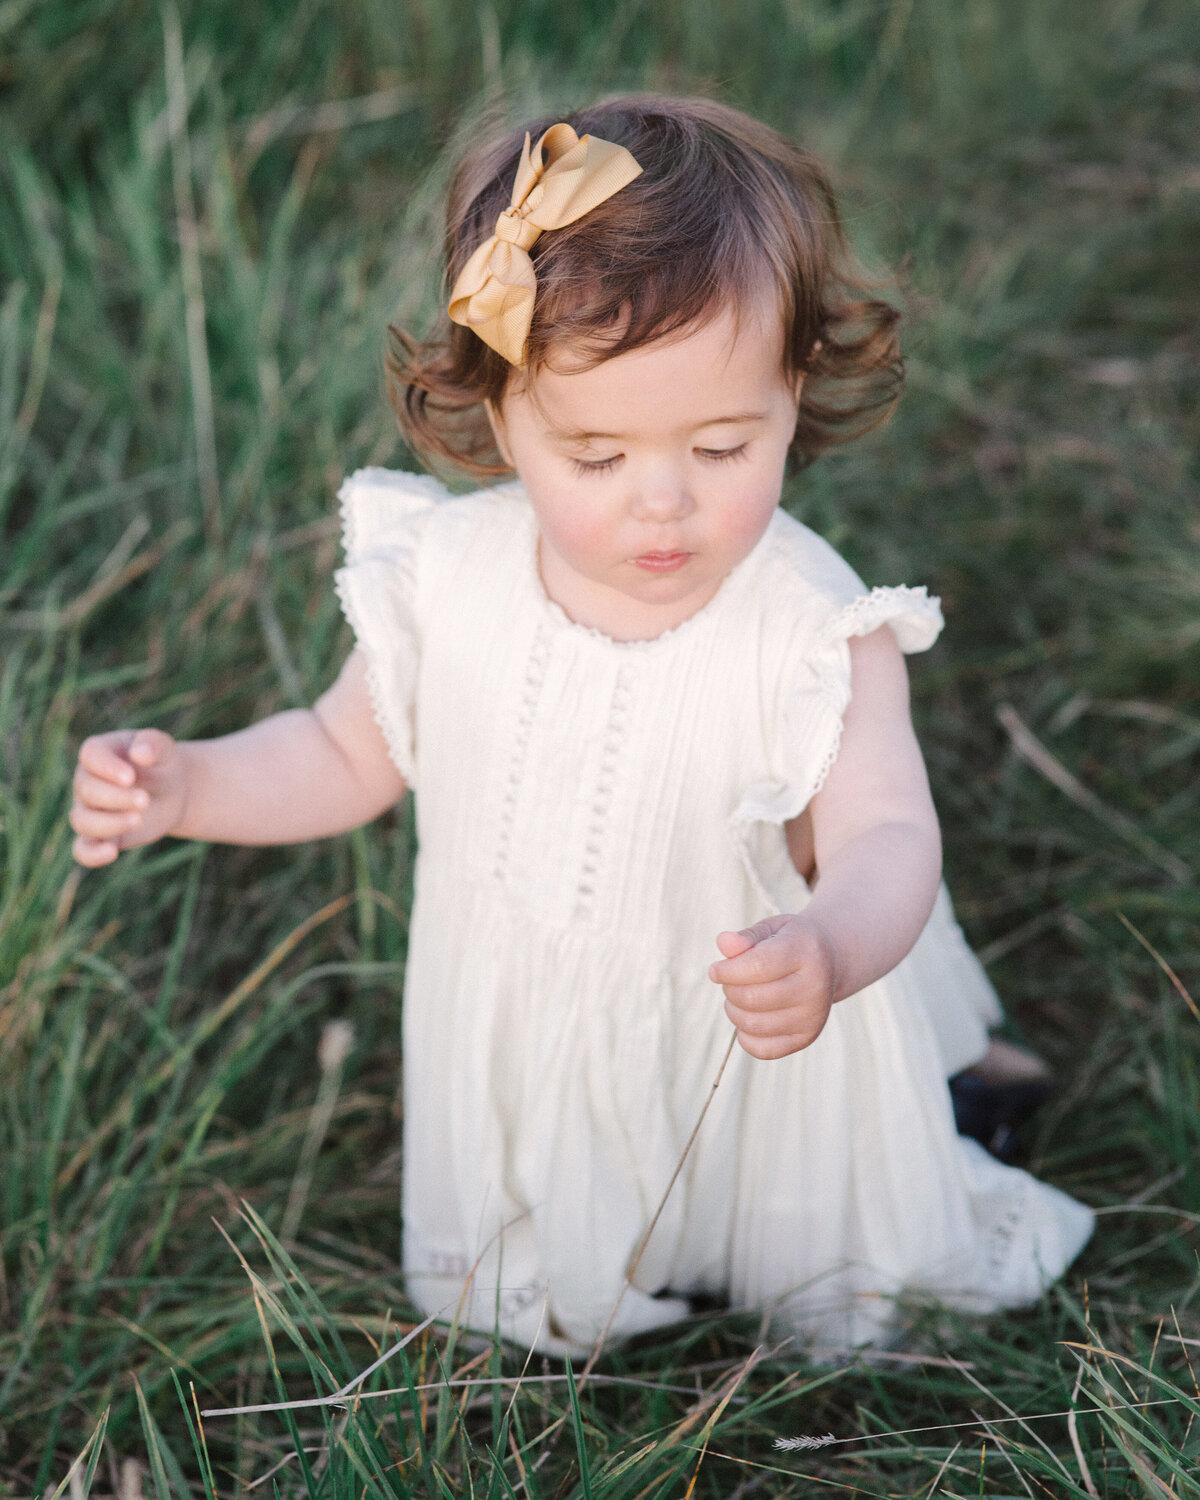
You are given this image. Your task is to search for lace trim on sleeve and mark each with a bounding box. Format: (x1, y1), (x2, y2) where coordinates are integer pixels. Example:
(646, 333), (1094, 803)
(333, 468), (443, 787)
(818, 584), (944, 656)
(728, 584), (943, 913)
(333, 569), (418, 786)
(800, 585), (943, 804)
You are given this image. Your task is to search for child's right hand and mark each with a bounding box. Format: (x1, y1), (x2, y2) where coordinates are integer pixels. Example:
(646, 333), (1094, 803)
(70, 729), (188, 867)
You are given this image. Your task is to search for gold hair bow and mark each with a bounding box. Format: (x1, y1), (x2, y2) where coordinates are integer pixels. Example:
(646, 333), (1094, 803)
(447, 123), (642, 367)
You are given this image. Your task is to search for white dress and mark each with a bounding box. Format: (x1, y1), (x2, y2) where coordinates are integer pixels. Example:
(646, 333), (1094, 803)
(335, 467), (1094, 1355)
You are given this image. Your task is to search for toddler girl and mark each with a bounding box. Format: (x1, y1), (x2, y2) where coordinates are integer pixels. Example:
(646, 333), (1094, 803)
(70, 95), (1092, 1354)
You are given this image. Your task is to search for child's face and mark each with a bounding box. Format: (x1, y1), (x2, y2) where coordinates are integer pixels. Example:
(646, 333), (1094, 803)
(487, 304), (800, 642)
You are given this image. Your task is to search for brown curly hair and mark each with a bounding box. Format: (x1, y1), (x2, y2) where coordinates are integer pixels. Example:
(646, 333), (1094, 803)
(389, 94), (903, 478)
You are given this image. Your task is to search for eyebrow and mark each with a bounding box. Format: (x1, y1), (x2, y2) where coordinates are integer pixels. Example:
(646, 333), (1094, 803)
(551, 412), (769, 443)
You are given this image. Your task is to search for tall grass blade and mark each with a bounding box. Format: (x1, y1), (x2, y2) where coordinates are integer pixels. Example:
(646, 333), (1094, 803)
(135, 1379), (192, 1500)
(563, 1360), (595, 1500)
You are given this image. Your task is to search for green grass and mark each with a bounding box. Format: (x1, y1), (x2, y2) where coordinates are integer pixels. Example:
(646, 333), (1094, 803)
(2, 0), (1200, 1493)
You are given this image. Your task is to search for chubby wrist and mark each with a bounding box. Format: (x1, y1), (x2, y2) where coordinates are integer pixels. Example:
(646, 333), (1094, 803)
(166, 739), (198, 840)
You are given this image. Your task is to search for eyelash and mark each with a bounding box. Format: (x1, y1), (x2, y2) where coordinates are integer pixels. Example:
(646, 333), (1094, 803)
(569, 444), (749, 477)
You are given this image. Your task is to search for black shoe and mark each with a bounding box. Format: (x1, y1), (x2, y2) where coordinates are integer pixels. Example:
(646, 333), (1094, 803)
(947, 1073), (1052, 1164)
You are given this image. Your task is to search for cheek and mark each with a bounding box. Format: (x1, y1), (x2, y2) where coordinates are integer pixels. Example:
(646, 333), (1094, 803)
(537, 494), (615, 564)
(531, 486), (618, 567)
(729, 497), (774, 549)
(720, 472), (782, 556)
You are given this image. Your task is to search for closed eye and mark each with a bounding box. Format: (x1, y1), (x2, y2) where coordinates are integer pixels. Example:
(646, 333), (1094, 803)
(570, 442), (749, 476)
(570, 454), (622, 476)
(697, 443), (749, 463)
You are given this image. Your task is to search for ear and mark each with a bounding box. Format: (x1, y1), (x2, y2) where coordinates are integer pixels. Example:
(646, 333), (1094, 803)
(484, 398), (515, 468)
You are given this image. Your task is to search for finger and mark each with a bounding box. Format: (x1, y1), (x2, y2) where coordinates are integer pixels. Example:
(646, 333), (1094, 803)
(129, 728), (173, 766)
(70, 804), (143, 840)
(715, 915), (790, 959)
(715, 929), (755, 960)
(79, 733), (138, 785)
(73, 767), (150, 813)
(725, 993), (824, 1039)
(736, 1029), (814, 1061)
(711, 916), (793, 976)
(73, 834), (119, 867)
(721, 974), (812, 1014)
(710, 933), (796, 987)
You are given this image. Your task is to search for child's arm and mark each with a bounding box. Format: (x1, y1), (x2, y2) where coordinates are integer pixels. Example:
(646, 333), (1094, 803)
(70, 650), (405, 867)
(709, 625), (941, 1059)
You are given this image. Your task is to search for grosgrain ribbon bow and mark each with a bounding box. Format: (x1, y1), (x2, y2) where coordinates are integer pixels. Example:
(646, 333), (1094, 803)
(447, 123), (643, 367)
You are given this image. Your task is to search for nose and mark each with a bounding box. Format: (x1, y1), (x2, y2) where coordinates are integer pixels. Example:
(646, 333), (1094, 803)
(628, 460), (694, 524)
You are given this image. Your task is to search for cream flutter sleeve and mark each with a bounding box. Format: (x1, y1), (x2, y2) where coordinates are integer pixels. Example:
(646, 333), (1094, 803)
(724, 519), (998, 1078)
(730, 513), (945, 909)
(333, 467), (448, 788)
(782, 581), (945, 808)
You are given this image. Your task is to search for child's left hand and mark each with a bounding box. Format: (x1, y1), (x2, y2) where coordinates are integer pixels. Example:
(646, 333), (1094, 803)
(709, 915), (839, 1060)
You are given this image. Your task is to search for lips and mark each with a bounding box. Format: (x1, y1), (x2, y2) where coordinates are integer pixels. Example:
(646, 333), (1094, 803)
(634, 551), (691, 572)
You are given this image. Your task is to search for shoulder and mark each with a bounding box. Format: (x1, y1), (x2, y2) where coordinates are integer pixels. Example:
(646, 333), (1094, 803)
(756, 508), (869, 613)
(754, 508), (943, 657)
(338, 467), (529, 563)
